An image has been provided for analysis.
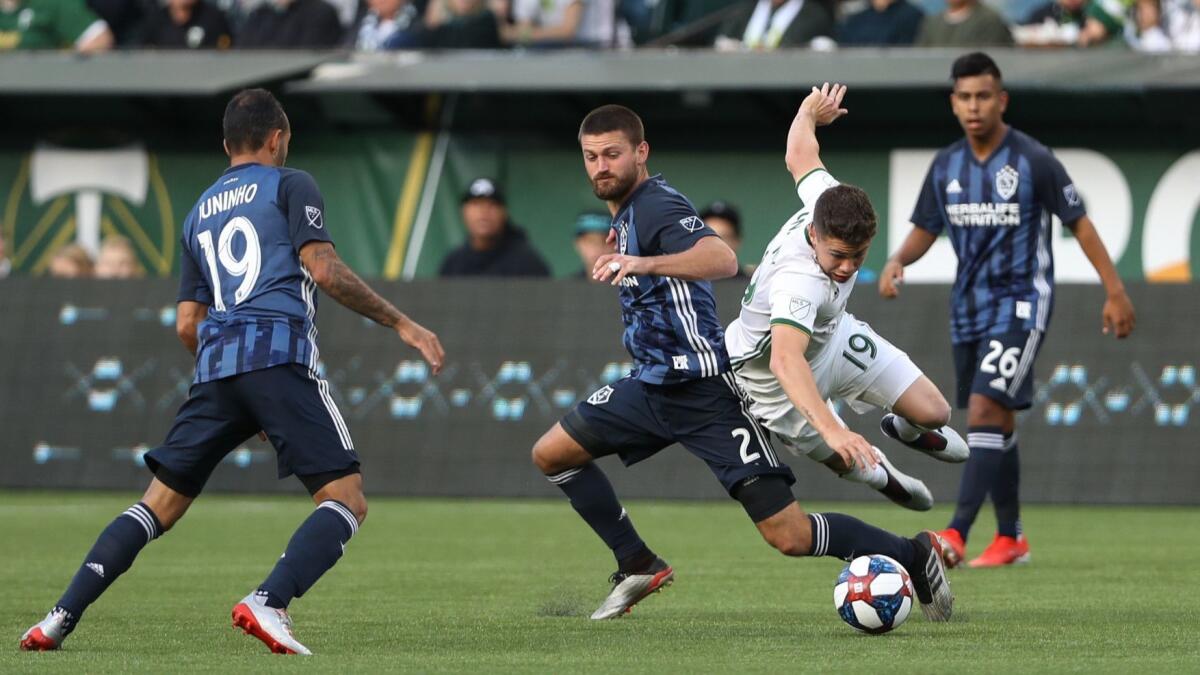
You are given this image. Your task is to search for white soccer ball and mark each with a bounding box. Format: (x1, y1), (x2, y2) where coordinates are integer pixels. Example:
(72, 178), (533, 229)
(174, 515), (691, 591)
(833, 554), (914, 634)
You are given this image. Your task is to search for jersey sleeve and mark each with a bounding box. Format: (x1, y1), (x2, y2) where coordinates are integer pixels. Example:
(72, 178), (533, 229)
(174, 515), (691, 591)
(910, 164), (945, 235)
(1034, 151), (1087, 225)
(176, 237), (213, 305)
(55, 0), (107, 48)
(279, 170), (334, 252)
(767, 268), (828, 336)
(638, 193), (716, 255)
(794, 168), (840, 210)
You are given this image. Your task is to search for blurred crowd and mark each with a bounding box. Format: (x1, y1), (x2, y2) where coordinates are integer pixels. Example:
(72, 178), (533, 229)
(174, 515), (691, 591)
(6, 234), (149, 280)
(0, 0), (1197, 53)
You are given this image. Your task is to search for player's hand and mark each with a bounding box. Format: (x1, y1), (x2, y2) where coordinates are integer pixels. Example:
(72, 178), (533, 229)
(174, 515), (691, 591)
(879, 258), (904, 299)
(1102, 290), (1135, 339)
(396, 317), (445, 375)
(799, 82), (849, 127)
(593, 253), (649, 285)
(824, 427), (878, 470)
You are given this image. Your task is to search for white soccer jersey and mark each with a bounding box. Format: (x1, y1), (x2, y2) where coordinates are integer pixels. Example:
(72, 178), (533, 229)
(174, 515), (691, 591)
(725, 168), (857, 415)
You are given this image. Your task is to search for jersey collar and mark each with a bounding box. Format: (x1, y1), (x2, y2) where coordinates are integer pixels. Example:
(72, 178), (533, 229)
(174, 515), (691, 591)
(614, 173), (661, 215)
(223, 162), (260, 175)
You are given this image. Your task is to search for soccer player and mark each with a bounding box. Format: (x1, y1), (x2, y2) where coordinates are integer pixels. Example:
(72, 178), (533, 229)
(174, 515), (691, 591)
(531, 100), (953, 623)
(726, 82), (970, 517)
(880, 53), (1136, 568)
(20, 89), (445, 654)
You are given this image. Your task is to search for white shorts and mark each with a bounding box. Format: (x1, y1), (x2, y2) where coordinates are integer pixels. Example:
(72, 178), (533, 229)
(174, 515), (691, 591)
(740, 313), (922, 459)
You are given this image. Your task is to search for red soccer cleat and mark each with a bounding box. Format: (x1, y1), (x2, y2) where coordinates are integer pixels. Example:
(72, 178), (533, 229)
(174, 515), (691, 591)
(231, 593), (312, 655)
(936, 528), (966, 569)
(968, 533), (1031, 568)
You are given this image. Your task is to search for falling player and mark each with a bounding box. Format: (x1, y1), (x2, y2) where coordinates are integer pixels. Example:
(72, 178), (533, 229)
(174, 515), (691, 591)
(20, 89), (444, 654)
(881, 53), (1135, 568)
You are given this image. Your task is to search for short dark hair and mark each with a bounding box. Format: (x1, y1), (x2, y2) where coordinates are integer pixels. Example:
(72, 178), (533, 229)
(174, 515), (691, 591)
(812, 185), (876, 248)
(578, 104), (645, 146)
(951, 52), (1003, 82)
(700, 201), (741, 237)
(223, 89), (289, 154)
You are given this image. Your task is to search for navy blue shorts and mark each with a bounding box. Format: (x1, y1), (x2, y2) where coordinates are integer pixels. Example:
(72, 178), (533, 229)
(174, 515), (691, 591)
(561, 373), (794, 495)
(144, 364), (360, 497)
(952, 330), (1044, 410)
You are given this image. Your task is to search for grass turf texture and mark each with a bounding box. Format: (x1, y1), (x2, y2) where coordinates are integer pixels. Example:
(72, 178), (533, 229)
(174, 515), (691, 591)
(3, 492), (1198, 673)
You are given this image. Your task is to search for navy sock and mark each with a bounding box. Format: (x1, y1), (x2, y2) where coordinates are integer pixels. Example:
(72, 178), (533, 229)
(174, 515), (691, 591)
(258, 500), (358, 609)
(547, 463), (651, 571)
(808, 513), (919, 571)
(993, 434), (1021, 538)
(56, 503), (163, 630)
(948, 426), (1006, 540)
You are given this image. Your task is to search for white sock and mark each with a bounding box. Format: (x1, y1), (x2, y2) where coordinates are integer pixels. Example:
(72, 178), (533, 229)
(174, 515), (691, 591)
(838, 449), (888, 489)
(890, 415), (928, 442)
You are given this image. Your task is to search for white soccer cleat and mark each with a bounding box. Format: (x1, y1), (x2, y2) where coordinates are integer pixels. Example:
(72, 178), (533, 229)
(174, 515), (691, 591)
(590, 558), (675, 620)
(911, 531), (955, 622)
(20, 608), (73, 651)
(880, 414), (969, 463)
(231, 593), (312, 655)
(874, 448), (933, 512)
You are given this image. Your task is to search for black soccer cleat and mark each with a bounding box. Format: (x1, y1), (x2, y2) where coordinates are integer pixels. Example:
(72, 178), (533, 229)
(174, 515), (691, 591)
(909, 531), (955, 621)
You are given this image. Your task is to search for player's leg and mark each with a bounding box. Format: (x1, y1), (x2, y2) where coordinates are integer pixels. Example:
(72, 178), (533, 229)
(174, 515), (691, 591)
(232, 365), (363, 655)
(21, 380), (253, 651)
(735, 477), (953, 621)
(881, 374), (969, 463)
(534, 379), (673, 620)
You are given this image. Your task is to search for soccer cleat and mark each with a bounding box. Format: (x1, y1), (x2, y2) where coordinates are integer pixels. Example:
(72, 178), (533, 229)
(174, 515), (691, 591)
(231, 593), (312, 655)
(909, 531), (954, 622)
(873, 447), (933, 512)
(590, 557), (674, 620)
(937, 528), (966, 569)
(880, 414), (969, 463)
(19, 608), (74, 651)
(968, 533), (1031, 568)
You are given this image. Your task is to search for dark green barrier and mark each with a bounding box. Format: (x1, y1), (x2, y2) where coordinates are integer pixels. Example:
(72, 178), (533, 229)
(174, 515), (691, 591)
(0, 279), (1193, 504)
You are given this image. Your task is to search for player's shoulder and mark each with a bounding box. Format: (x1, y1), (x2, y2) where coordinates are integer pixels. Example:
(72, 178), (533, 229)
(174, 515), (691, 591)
(276, 166), (320, 188)
(934, 137), (969, 163)
(1008, 128), (1057, 163)
(630, 175), (699, 229)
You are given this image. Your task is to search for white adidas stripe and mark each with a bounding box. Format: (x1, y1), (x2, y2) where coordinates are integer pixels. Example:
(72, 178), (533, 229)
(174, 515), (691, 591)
(123, 505), (155, 543)
(1006, 331), (1041, 398)
(811, 513), (829, 557)
(319, 500), (359, 536)
(675, 280), (721, 377)
(721, 373), (779, 468)
(547, 468), (583, 484)
(667, 279), (718, 377)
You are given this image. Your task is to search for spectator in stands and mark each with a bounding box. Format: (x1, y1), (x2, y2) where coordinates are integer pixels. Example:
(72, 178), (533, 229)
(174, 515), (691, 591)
(48, 243), (94, 279)
(352, 0), (421, 49)
(572, 211), (612, 280)
(237, 0), (342, 47)
(419, 0), (501, 48)
(1129, 0), (1172, 50)
(140, 0), (232, 48)
(1016, 0), (1087, 46)
(439, 178), (551, 277)
(838, 0), (924, 46)
(713, 0), (835, 50)
(700, 201), (752, 279)
(0, 0), (114, 51)
(495, 0), (627, 48)
(94, 235), (146, 279)
(87, 0), (146, 46)
(1166, 0), (1200, 51)
(1074, 0), (1127, 46)
(0, 230), (11, 279)
(915, 0), (1014, 47)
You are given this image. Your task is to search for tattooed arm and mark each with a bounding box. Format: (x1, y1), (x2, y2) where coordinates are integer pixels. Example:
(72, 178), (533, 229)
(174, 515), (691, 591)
(299, 241), (445, 373)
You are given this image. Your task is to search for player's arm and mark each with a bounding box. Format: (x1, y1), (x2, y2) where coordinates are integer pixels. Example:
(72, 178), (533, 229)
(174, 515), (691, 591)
(592, 235), (737, 284)
(784, 82), (848, 185)
(175, 301), (208, 355)
(769, 324), (877, 469)
(299, 242), (445, 373)
(1066, 215), (1135, 338)
(878, 227), (938, 298)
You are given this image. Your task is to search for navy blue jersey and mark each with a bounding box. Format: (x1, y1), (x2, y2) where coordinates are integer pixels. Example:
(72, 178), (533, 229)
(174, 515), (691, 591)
(911, 128), (1085, 344)
(611, 175), (730, 385)
(178, 163), (333, 383)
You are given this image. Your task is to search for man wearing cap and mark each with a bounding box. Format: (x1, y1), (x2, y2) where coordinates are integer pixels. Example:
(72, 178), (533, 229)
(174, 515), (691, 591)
(701, 200), (753, 279)
(438, 177), (551, 278)
(572, 211), (613, 281)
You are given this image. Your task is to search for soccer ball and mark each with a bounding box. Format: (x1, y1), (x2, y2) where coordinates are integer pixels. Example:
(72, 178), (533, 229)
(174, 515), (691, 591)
(833, 554), (914, 634)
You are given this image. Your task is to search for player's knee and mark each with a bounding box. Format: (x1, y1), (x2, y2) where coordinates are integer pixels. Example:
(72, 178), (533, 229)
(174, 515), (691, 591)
(348, 495), (367, 525)
(765, 529), (813, 557)
(910, 394), (952, 429)
(531, 434), (568, 474)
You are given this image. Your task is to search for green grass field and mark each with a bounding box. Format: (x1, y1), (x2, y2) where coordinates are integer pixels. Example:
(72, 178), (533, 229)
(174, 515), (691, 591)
(2, 492), (1198, 673)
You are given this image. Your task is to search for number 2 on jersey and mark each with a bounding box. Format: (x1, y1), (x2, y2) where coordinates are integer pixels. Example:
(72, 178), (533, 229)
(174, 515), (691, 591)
(197, 216), (262, 312)
(733, 428), (760, 464)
